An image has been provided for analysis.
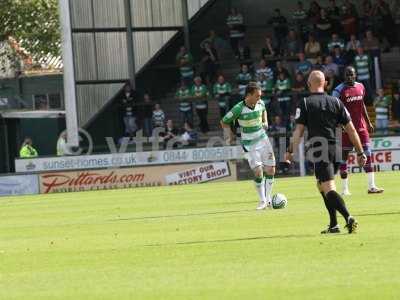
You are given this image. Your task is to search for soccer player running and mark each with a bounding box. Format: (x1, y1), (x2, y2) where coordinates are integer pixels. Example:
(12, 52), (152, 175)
(285, 71), (367, 234)
(220, 82), (275, 210)
(333, 66), (383, 195)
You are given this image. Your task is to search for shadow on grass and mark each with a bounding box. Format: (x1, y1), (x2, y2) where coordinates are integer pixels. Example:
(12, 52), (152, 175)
(356, 211), (400, 217)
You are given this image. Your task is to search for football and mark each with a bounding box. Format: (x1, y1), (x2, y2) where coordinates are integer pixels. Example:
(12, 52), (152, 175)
(272, 193), (288, 209)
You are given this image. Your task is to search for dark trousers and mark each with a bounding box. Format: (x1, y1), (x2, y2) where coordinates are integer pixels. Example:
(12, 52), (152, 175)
(230, 37), (243, 57)
(196, 107), (209, 133)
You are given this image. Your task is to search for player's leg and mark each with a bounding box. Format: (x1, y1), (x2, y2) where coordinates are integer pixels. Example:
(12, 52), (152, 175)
(340, 148), (352, 196)
(247, 150), (267, 210)
(362, 144), (384, 193)
(317, 181), (339, 233)
(261, 139), (276, 209)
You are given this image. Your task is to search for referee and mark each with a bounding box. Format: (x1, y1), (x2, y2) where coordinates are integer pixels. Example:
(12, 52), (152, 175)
(285, 71), (367, 234)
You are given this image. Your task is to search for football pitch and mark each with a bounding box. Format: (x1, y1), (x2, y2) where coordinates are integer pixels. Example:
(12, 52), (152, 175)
(1, 172), (399, 300)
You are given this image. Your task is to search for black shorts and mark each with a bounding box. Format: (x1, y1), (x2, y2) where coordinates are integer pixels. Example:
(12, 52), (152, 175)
(308, 143), (340, 183)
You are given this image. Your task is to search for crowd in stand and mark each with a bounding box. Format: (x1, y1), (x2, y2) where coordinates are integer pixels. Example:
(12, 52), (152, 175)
(120, 0), (400, 148)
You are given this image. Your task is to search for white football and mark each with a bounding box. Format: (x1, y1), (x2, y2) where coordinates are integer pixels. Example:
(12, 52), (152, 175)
(272, 193), (288, 209)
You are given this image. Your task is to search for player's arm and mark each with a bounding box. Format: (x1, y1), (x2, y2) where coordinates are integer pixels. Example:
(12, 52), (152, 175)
(262, 108), (268, 129)
(220, 106), (240, 145)
(285, 124), (305, 162)
(362, 102), (374, 133)
(344, 122), (367, 166)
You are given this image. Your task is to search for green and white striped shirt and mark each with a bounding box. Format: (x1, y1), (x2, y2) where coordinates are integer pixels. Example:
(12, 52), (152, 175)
(222, 100), (268, 149)
(191, 84), (209, 109)
(355, 54), (371, 81)
(374, 96), (391, 120)
(213, 82), (232, 108)
(176, 87), (192, 112)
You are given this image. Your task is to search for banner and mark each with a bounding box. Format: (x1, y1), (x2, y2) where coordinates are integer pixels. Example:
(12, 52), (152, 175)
(39, 162), (236, 194)
(16, 146), (244, 173)
(0, 175), (39, 196)
(347, 149), (400, 173)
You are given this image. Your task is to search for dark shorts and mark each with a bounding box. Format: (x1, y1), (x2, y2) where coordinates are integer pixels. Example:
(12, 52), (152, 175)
(308, 143), (340, 183)
(342, 129), (370, 150)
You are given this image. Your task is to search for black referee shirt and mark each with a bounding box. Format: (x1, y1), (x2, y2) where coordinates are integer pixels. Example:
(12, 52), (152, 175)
(295, 92), (351, 144)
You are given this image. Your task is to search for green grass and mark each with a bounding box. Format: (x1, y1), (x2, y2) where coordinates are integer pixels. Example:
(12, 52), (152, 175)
(0, 172), (399, 300)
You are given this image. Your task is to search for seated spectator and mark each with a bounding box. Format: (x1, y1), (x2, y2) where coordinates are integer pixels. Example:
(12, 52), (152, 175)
(312, 55), (325, 71)
(236, 64), (253, 97)
(152, 103), (165, 130)
(160, 119), (179, 149)
(19, 137), (38, 158)
(176, 46), (194, 86)
(316, 8), (334, 44)
(292, 72), (307, 106)
(308, 1), (322, 25)
(257, 73), (275, 106)
(304, 34), (321, 64)
(354, 46), (373, 104)
(175, 80), (193, 125)
(213, 74), (232, 118)
(56, 132), (72, 156)
(268, 8), (288, 55)
(141, 93), (153, 137)
(275, 72), (292, 125)
(274, 60), (290, 80)
(341, 5), (358, 38)
(327, 33), (345, 53)
(227, 7), (245, 58)
(325, 69), (340, 94)
(191, 76), (210, 133)
(261, 36), (277, 59)
(295, 52), (313, 77)
(323, 55), (339, 76)
(256, 59), (273, 81)
(200, 41), (219, 84)
(363, 30), (381, 58)
(346, 34), (361, 63)
(374, 88), (391, 134)
(284, 30), (303, 57)
(332, 45), (347, 72)
(180, 122), (198, 148)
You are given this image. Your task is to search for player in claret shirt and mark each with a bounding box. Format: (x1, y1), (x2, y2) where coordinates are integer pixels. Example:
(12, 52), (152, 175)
(333, 66), (384, 195)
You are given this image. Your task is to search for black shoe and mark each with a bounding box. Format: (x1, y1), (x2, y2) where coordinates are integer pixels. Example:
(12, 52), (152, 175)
(345, 217), (358, 234)
(321, 225), (340, 234)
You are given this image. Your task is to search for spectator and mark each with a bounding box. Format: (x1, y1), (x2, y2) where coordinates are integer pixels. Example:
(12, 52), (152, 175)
(323, 55), (339, 76)
(160, 119), (179, 149)
(361, 0), (374, 32)
(152, 103), (165, 129)
(295, 52), (313, 77)
(308, 1), (322, 25)
(304, 34), (321, 64)
(175, 81), (193, 125)
(180, 122), (198, 148)
(325, 69), (340, 94)
(343, 0), (358, 17)
(327, 33), (345, 53)
(141, 93), (153, 137)
(327, 0), (341, 32)
(227, 8), (245, 58)
(261, 36), (277, 59)
(315, 9), (334, 44)
(394, 86), (400, 123)
(312, 55), (325, 71)
(346, 34), (361, 63)
(257, 73), (275, 106)
(236, 64), (253, 97)
(374, 88), (391, 134)
(274, 60), (290, 80)
(332, 46), (347, 71)
(292, 1), (308, 36)
(200, 41), (219, 84)
(373, 0), (396, 45)
(268, 8), (288, 54)
(256, 59), (273, 81)
(275, 72), (292, 124)
(19, 137), (38, 158)
(341, 5), (358, 39)
(284, 30), (303, 57)
(292, 72), (307, 106)
(237, 41), (253, 69)
(267, 96), (282, 123)
(200, 30), (226, 57)
(354, 46), (373, 104)
(213, 75), (232, 118)
(121, 86), (137, 137)
(191, 76), (210, 133)
(176, 46), (194, 86)
(56, 132), (72, 156)
(363, 30), (381, 58)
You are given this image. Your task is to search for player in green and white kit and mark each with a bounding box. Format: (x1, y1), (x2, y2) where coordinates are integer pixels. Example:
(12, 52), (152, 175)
(221, 82), (276, 210)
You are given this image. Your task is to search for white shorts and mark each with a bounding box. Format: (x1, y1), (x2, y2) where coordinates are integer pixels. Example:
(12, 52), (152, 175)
(245, 138), (276, 170)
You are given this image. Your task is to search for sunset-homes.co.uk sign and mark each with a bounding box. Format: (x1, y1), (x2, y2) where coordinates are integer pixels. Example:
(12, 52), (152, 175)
(38, 162), (236, 194)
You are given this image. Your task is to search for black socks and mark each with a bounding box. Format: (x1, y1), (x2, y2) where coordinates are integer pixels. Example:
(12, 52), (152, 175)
(326, 190), (350, 223)
(321, 192), (338, 228)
